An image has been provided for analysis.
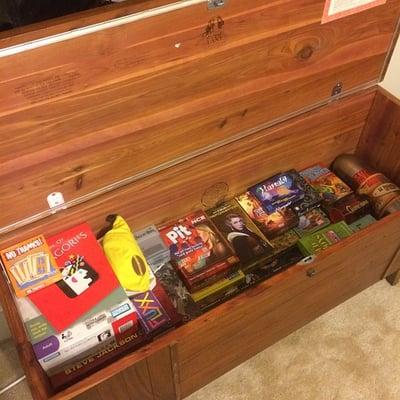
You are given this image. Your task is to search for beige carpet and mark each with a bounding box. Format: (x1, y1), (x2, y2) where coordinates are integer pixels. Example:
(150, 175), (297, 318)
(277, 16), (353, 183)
(1, 280), (400, 400)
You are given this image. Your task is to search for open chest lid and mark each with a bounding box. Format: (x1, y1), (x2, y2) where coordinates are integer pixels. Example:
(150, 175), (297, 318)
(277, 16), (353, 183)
(0, 0), (399, 239)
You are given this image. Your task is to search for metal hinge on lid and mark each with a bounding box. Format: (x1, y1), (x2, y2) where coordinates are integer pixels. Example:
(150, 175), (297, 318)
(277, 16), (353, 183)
(208, 0), (227, 9)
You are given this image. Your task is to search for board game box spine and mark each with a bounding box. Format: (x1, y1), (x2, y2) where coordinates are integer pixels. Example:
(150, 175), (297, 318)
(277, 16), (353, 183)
(33, 299), (138, 373)
(49, 329), (147, 389)
(179, 256), (239, 293)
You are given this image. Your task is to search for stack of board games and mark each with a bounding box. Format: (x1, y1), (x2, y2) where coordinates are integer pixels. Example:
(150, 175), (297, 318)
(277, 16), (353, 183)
(1, 223), (143, 389)
(32, 298), (138, 375)
(15, 286), (133, 348)
(51, 273), (182, 389)
(49, 327), (146, 389)
(159, 210), (239, 292)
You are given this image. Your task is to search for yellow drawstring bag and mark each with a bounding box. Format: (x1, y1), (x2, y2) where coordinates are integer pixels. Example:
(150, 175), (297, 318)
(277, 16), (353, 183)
(102, 215), (151, 293)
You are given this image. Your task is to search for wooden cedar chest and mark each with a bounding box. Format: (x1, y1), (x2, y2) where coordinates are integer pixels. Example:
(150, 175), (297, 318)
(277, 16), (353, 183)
(0, 0), (400, 399)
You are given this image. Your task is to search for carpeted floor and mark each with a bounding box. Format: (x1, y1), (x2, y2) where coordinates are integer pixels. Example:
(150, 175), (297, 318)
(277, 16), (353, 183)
(1, 279), (399, 400)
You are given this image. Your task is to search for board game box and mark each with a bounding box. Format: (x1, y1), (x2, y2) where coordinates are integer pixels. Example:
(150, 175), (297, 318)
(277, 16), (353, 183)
(191, 270), (245, 310)
(288, 169), (322, 215)
(300, 164), (353, 204)
(248, 172), (305, 214)
(322, 193), (371, 224)
(294, 208), (331, 237)
(349, 215), (377, 232)
(206, 200), (274, 265)
(134, 224), (170, 273)
(15, 286), (129, 345)
(159, 210), (238, 291)
(269, 230), (300, 254)
(0, 235), (62, 297)
(34, 299), (138, 374)
(129, 280), (183, 335)
(236, 191), (298, 239)
(49, 328), (147, 389)
(243, 246), (304, 287)
(29, 223), (121, 332)
(297, 222), (353, 256)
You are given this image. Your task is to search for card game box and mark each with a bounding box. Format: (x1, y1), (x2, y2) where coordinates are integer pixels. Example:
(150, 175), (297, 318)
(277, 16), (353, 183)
(322, 194), (371, 224)
(248, 172), (305, 214)
(129, 280), (183, 336)
(34, 299), (138, 374)
(134, 224), (170, 273)
(159, 211), (238, 291)
(300, 164), (353, 204)
(236, 191), (298, 239)
(0, 235), (62, 297)
(297, 222), (354, 256)
(130, 290), (170, 334)
(155, 263), (202, 322)
(29, 223), (121, 332)
(294, 208), (331, 237)
(15, 286), (129, 345)
(206, 200), (274, 266)
(349, 215), (377, 232)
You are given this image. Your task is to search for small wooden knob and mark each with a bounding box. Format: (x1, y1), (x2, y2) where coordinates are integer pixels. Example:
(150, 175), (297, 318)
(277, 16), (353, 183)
(306, 268), (317, 278)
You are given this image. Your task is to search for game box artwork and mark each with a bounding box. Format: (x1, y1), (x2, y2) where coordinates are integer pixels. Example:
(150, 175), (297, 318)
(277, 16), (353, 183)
(159, 211), (238, 291)
(236, 191), (298, 239)
(206, 200), (274, 265)
(288, 169), (322, 215)
(300, 164), (353, 204)
(297, 221), (353, 255)
(248, 172), (305, 214)
(29, 223), (121, 332)
(0, 235), (62, 297)
(294, 208), (331, 237)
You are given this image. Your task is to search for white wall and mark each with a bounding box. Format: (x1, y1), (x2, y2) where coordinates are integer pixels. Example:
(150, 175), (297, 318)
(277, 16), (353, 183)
(381, 35), (400, 99)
